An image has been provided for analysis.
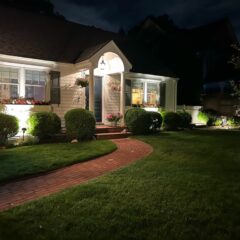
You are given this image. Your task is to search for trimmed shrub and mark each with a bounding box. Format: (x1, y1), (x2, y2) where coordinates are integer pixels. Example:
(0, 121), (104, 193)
(198, 109), (221, 126)
(213, 118), (222, 126)
(0, 113), (19, 145)
(227, 116), (240, 127)
(147, 111), (163, 132)
(178, 110), (192, 128)
(125, 108), (152, 135)
(163, 112), (181, 130)
(64, 108), (96, 140)
(198, 111), (209, 125)
(28, 112), (61, 140)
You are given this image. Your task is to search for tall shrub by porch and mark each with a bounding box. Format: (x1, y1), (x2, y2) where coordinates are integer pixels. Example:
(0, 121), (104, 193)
(64, 108), (96, 141)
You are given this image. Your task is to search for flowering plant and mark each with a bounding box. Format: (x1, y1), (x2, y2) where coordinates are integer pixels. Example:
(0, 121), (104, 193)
(0, 98), (50, 105)
(106, 113), (122, 125)
(75, 78), (89, 88)
(108, 79), (121, 92)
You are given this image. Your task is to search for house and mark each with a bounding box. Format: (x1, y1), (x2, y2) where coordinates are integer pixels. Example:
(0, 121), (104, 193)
(0, 6), (178, 129)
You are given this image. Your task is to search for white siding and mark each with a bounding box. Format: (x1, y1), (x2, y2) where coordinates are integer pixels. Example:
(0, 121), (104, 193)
(52, 66), (85, 126)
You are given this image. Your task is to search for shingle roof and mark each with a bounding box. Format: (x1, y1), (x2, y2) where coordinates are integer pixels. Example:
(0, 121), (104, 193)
(0, 6), (119, 63)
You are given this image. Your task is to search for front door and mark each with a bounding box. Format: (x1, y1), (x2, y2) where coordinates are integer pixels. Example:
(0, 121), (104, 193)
(85, 76), (102, 122)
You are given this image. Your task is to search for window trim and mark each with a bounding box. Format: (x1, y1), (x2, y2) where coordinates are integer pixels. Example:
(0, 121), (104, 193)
(0, 66), (20, 99)
(0, 65), (48, 101)
(130, 79), (161, 107)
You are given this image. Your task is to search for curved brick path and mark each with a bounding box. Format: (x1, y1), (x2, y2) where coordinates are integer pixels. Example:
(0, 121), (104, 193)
(0, 138), (152, 212)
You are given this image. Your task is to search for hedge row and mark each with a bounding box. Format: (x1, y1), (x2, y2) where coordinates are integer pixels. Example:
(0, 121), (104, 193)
(0, 108), (96, 145)
(125, 108), (192, 134)
(198, 109), (240, 127)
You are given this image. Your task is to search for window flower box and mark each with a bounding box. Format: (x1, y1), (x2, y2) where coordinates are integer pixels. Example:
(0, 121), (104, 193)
(0, 98), (50, 105)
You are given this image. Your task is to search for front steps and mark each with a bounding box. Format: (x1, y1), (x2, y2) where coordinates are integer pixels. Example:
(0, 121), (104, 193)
(95, 126), (131, 140)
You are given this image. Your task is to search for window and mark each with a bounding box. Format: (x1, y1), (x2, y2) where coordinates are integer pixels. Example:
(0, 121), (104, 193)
(25, 70), (46, 100)
(0, 67), (19, 100)
(131, 81), (143, 105)
(147, 83), (159, 106)
(130, 80), (160, 107)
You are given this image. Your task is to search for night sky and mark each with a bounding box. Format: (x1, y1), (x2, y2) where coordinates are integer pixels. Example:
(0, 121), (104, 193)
(52, 0), (240, 39)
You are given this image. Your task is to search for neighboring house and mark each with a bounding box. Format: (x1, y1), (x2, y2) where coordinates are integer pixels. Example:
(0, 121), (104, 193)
(202, 81), (239, 116)
(0, 6), (178, 129)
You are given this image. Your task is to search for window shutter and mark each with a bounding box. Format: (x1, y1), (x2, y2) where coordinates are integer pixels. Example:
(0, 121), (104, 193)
(160, 82), (166, 108)
(50, 71), (61, 104)
(125, 79), (132, 106)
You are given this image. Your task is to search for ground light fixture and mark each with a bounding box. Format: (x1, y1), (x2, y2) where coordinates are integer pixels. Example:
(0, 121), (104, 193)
(22, 128), (27, 141)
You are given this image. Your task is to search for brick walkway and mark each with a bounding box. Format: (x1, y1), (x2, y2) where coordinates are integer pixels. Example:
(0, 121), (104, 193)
(0, 138), (152, 212)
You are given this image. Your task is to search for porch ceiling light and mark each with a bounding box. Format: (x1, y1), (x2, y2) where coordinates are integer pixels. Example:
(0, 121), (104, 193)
(100, 57), (106, 71)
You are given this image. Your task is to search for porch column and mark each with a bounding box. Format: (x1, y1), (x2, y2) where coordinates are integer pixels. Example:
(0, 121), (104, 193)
(89, 67), (94, 112)
(120, 72), (125, 125)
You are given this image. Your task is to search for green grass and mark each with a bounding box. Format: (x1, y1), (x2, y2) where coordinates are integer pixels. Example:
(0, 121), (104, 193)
(0, 140), (117, 183)
(1, 130), (240, 240)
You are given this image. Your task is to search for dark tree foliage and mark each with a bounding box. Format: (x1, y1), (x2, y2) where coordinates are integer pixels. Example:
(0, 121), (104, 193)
(0, 0), (65, 19)
(125, 15), (202, 105)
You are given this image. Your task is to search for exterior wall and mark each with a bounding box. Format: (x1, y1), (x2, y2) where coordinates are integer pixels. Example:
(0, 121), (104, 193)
(0, 58), (86, 128)
(102, 74), (120, 124)
(52, 65), (85, 126)
(165, 78), (178, 112)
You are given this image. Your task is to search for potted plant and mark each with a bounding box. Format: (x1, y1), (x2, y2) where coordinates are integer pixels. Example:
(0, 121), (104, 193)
(75, 78), (89, 88)
(106, 113), (122, 127)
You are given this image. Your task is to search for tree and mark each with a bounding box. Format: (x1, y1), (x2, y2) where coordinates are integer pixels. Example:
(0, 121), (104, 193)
(0, 0), (65, 19)
(229, 45), (240, 103)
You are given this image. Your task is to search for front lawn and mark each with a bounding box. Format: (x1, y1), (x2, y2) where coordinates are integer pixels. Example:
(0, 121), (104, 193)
(1, 130), (240, 240)
(0, 140), (117, 183)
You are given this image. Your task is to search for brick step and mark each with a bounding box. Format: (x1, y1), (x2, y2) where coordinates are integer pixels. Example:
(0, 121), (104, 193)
(95, 126), (126, 134)
(95, 132), (131, 140)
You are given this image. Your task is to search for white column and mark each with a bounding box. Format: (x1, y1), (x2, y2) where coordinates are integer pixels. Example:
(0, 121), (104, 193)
(120, 72), (125, 125)
(19, 68), (25, 98)
(144, 81), (147, 104)
(89, 67), (94, 112)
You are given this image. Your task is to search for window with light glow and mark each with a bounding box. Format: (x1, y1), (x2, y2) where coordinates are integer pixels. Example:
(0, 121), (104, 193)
(131, 81), (160, 106)
(25, 70), (46, 100)
(0, 67), (19, 100)
(147, 83), (159, 106)
(131, 81), (143, 105)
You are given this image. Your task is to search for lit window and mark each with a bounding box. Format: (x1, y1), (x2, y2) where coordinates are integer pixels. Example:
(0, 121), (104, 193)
(132, 89), (143, 105)
(147, 83), (159, 106)
(25, 70), (46, 100)
(0, 67), (19, 99)
(131, 81), (143, 105)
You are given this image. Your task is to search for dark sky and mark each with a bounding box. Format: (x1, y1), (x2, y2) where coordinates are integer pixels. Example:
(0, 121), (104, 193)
(52, 0), (240, 39)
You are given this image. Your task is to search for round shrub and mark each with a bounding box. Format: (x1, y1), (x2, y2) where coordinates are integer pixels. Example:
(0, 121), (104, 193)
(147, 111), (163, 132)
(125, 108), (152, 135)
(227, 116), (240, 127)
(163, 112), (181, 130)
(28, 112), (61, 140)
(0, 113), (19, 145)
(213, 118), (222, 126)
(178, 111), (192, 128)
(64, 108), (96, 140)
